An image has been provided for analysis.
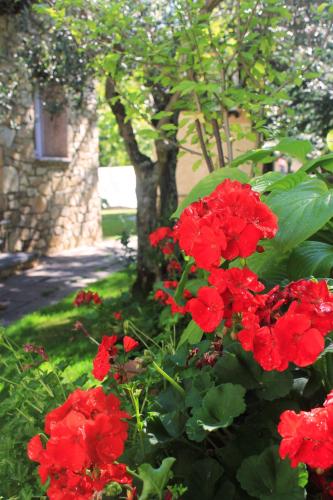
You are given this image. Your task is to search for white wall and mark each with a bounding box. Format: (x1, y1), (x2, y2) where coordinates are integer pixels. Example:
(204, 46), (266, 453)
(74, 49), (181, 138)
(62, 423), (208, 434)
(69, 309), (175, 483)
(98, 166), (137, 208)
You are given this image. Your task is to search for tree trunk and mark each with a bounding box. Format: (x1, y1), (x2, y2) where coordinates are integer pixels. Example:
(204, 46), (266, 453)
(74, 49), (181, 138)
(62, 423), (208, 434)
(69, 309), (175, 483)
(156, 131), (179, 223)
(106, 78), (180, 294)
(105, 77), (160, 295)
(133, 160), (159, 295)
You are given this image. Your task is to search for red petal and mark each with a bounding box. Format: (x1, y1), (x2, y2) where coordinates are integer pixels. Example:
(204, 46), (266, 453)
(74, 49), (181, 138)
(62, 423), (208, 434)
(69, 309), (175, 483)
(123, 336), (139, 353)
(27, 434), (44, 462)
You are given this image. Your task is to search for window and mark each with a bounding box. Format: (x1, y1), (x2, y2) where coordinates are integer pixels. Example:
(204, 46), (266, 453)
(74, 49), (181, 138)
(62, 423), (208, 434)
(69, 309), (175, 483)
(34, 86), (69, 160)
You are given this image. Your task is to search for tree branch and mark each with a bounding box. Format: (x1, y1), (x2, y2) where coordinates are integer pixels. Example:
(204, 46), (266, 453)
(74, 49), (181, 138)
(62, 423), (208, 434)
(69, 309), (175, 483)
(212, 118), (225, 167)
(105, 77), (152, 167)
(202, 0), (224, 14)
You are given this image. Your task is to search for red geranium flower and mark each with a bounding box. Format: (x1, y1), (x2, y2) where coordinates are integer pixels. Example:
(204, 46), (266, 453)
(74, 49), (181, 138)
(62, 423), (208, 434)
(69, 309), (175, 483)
(174, 179), (277, 269)
(149, 226), (173, 247)
(278, 392), (333, 470)
(186, 286), (224, 332)
(123, 336), (139, 353)
(74, 290), (103, 306)
(92, 335), (118, 381)
(28, 387), (131, 499)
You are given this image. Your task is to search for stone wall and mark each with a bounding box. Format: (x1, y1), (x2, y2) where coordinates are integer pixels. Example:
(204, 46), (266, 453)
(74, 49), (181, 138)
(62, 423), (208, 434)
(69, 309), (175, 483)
(0, 15), (101, 254)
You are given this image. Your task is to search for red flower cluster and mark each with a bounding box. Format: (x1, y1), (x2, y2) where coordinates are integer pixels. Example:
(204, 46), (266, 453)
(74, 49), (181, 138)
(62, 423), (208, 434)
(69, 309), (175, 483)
(183, 266), (333, 371)
(237, 279), (333, 371)
(149, 226), (173, 247)
(278, 390), (333, 470)
(174, 179), (277, 270)
(28, 387), (132, 499)
(186, 267), (264, 332)
(92, 335), (139, 381)
(74, 290), (103, 307)
(153, 280), (188, 315)
(149, 226), (174, 255)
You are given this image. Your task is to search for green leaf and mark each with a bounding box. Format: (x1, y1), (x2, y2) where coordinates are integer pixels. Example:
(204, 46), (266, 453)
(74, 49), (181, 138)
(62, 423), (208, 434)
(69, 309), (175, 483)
(267, 179), (333, 252)
(192, 159), (202, 172)
(237, 446), (306, 500)
(214, 343), (261, 390)
(172, 80), (197, 96)
(137, 457), (176, 500)
(273, 138), (313, 161)
(250, 172), (284, 193)
(186, 415), (208, 442)
(317, 2), (328, 13)
(153, 111), (173, 120)
(230, 149), (274, 168)
(186, 458), (224, 500)
(160, 123), (178, 132)
(214, 343), (293, 400)
(172, 168), (249, 218)
(178, 320), (203, 347)
(268, 170), (308, 192)
(288, 241), (333, 280)
(259, 370), (293, 401)
(300, 152), (333, 172)
(138, 128), (160, 140)
(197, 383), (246, 430)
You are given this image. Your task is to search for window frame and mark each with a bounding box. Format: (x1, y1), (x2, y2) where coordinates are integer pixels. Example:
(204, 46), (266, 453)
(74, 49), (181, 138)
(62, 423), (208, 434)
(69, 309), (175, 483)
(34, 88), (70, 163)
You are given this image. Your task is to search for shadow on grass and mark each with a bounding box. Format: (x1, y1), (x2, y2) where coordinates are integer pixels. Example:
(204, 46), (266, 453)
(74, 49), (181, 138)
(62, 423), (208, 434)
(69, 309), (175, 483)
(6, 267), (136, 364)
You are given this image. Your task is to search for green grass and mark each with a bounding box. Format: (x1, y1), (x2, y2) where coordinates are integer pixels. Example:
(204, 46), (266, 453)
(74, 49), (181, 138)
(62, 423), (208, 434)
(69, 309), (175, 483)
(102, 208), (136, 238)
(6, 268), (135, 366)
(5, 266), (161, 384)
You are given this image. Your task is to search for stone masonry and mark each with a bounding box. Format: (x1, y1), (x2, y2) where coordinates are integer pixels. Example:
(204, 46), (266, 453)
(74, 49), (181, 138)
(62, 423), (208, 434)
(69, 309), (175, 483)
(0, 14), (101, 254)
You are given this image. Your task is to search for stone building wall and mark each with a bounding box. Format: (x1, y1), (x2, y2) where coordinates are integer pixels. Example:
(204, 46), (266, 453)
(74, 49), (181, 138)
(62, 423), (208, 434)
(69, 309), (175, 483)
(0, 14), (101, 254)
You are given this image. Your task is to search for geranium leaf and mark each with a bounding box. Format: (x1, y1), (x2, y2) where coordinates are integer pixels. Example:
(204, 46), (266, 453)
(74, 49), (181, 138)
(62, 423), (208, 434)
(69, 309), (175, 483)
(237, 446), (307, 499)
(259, 370), (293, 401)
(137, 457), (176, 500)
(200, 383), (246, 428)
(214, 343), (261, 389)
(186, 458), (224, 500)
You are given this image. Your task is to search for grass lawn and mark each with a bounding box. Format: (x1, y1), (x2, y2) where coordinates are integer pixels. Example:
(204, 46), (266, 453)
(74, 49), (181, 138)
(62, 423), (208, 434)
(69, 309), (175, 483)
(102, 208), (136, 238)
(5, 267), (136, 381)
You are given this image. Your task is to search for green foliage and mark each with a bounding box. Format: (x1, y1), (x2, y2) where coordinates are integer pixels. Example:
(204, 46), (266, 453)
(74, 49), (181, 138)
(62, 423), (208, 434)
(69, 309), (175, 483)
(267, 179), (333, 251)
(288, 241), (333, 280)
(136, 457), (176, 500)
(237, 447), (307, 500)
(189, 383), (246, 435)
(0, 332), (74, 498)
(178, 320), (203, 347)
